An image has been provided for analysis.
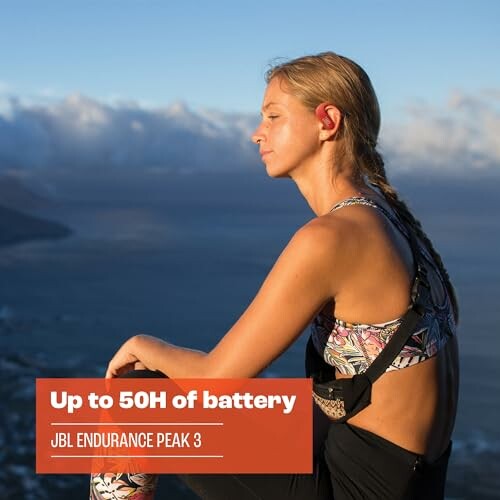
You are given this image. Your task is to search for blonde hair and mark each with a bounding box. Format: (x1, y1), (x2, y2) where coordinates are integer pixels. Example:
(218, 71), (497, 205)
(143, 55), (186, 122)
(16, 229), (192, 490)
(266, 52), (459, 322)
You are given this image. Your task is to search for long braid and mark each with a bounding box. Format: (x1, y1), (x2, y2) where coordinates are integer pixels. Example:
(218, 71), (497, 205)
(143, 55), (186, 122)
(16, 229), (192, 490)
(362, 149), (460, 324)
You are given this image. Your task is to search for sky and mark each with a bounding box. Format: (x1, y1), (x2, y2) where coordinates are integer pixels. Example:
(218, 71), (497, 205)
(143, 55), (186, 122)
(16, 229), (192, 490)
(0, 0), (499, 181)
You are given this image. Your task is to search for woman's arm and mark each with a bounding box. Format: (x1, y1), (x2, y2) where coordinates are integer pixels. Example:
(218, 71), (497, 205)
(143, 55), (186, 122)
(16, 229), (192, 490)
(106, 219), (344, 379)
(105, 336), (207, 378)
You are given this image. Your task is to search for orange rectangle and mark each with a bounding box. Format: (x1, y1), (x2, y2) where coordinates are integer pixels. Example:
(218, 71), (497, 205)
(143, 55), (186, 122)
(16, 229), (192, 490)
(36, 378), (312, 474)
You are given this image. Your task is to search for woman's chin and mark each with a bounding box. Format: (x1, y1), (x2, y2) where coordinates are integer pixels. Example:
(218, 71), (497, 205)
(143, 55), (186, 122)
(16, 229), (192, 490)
(264, 162), (290, 179)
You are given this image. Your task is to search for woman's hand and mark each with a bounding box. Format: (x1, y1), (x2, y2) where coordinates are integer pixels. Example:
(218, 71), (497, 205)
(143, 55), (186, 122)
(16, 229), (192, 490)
(105, 335), (145, 378)
(106, 334), (208, 379)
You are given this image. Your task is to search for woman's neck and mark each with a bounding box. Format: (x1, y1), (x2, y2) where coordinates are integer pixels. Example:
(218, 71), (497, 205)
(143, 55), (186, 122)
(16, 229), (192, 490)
(289, 162), (374, 217)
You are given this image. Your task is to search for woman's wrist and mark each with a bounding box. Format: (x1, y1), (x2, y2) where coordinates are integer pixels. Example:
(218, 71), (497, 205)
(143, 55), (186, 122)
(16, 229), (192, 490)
(125, 334), (141, 357)
(128, 334), (166, 373)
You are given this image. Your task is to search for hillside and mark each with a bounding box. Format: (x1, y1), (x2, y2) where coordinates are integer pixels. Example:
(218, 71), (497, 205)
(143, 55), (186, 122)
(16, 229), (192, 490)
(0, 204), (71, 247)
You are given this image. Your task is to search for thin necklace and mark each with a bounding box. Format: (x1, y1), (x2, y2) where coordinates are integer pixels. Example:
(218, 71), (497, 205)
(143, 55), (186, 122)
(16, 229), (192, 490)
(328, 195), (376, 214)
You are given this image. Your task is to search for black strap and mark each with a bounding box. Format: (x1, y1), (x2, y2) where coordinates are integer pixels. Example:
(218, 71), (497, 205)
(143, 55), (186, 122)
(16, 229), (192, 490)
(363, 227), (430, 383)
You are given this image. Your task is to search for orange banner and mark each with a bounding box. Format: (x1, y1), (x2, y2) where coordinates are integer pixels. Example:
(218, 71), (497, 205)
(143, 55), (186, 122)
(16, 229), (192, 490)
(36, 378), (312, 474)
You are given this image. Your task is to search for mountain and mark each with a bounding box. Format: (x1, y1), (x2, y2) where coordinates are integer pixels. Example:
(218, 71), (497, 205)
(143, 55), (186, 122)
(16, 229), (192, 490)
(0, 175), (52, 212)
(0, 203), (71, 247)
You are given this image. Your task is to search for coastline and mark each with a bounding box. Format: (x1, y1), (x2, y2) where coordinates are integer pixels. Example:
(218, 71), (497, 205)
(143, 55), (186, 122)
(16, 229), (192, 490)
(0, 204), (72, 248)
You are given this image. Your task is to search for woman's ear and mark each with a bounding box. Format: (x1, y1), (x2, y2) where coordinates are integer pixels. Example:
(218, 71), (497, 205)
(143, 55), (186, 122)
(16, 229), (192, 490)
(315, 103), (343, 139)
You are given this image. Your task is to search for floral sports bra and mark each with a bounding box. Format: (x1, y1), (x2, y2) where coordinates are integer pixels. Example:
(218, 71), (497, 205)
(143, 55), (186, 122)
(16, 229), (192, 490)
(310, 197), (456, 376)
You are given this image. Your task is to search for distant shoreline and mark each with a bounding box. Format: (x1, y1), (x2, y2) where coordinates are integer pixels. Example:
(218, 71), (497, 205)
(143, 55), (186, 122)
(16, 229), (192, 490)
(0, 204), (72, 248)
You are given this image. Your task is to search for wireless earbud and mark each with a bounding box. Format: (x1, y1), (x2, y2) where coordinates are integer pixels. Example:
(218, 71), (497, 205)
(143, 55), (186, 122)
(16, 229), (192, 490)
(315, 103), (335, 129)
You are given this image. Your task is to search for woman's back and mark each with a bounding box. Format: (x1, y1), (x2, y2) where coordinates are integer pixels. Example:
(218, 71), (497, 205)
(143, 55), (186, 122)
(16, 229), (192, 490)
(311, 191), (459, 461)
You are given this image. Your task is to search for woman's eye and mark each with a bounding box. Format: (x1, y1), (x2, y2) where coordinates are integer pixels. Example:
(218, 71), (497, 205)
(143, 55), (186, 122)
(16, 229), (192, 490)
(268, 115), (279, 121)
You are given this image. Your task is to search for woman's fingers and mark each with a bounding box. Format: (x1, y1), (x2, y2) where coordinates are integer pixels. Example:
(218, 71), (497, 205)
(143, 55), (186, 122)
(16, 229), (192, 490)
(105, 361), (136, 379)
(105, 344), (139, 378)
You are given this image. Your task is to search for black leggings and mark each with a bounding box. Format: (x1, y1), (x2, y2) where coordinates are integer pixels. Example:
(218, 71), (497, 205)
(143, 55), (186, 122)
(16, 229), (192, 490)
(91, 370), (451, 500)
(180, 424), (451, 500)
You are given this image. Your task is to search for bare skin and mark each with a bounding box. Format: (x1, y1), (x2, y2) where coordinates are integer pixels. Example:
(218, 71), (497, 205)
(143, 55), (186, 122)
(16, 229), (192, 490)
(106, 76), (459, 468)
(310, 197), (459, 462)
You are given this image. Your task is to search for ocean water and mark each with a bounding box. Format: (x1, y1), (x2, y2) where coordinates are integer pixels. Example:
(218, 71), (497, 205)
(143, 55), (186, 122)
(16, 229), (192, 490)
(0, 171), (499, 499)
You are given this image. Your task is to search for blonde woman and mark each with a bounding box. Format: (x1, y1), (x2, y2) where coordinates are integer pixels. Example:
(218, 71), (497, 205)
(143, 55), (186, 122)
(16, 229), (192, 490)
(91, 52), (459, 499)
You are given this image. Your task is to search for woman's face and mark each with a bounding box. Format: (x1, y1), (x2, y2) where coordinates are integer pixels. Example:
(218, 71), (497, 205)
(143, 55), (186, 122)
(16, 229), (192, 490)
(252, 77), (321, 178)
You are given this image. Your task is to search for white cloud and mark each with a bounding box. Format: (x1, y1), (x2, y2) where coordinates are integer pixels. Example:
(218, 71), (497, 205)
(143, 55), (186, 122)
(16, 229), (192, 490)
(380, 89), (500, 171)
(0, 89), (498, 175)
(0, 94), (260, 172)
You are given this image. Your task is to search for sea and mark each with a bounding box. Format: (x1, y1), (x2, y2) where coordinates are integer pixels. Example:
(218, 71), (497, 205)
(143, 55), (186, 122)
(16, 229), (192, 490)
(0, 170), (499, 499)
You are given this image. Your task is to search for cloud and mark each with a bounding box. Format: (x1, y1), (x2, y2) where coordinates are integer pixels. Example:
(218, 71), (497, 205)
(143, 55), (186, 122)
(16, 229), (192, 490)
(0, 93), (260, 172)
(0, 89), (499, 176)
(381, 89), (500, 171)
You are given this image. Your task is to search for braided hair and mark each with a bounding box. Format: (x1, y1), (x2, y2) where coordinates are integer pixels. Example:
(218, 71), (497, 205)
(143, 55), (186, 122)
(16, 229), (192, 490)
(361, 147), (459, 323)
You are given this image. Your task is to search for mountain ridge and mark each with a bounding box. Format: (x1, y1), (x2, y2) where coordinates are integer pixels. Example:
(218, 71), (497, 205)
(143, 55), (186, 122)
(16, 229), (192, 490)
(0, 203), (72, 247)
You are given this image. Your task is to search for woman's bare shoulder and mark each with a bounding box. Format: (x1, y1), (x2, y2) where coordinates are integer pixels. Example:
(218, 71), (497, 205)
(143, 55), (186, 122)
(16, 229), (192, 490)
(300, 212), (362, 244)
(296, 215), (364, 292)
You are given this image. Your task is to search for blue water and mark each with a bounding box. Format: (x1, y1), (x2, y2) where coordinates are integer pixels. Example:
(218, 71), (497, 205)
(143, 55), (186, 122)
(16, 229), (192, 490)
(1, 170), (499, 499)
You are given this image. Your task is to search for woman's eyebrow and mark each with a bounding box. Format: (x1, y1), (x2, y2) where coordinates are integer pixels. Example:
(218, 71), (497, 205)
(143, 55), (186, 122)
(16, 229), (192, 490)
(261, 102), (281, 112)
(260, 102), (280, 115)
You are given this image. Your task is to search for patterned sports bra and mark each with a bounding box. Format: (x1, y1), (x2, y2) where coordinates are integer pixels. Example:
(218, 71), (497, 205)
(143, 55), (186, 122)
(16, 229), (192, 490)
(310, 196), (456, 376)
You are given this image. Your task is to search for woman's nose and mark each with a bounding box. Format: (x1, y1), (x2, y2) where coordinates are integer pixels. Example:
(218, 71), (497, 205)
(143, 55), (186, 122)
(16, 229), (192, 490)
(251, 124), (265, 145)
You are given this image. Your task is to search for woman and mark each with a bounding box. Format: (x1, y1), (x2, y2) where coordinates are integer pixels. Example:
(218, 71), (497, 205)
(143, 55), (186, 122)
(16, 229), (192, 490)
(91, 52), (459, 499)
